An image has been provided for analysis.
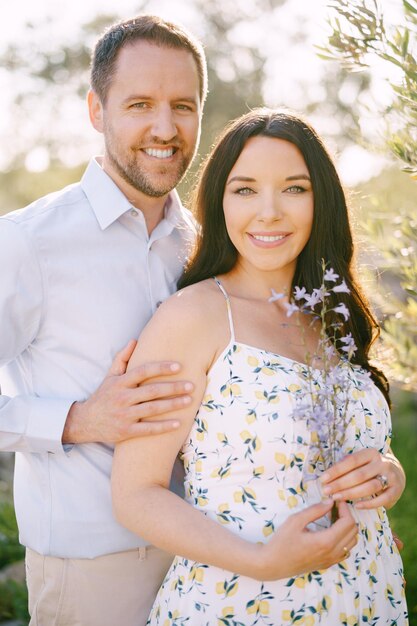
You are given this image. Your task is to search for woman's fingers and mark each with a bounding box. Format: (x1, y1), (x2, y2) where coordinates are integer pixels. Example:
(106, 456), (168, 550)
(319, 448), (404, 509)
(330, 474), (388, 502)
(320, 449), (377, 492)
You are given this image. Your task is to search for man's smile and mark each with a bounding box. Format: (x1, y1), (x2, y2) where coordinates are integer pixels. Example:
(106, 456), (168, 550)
(142, 147), (176, 159)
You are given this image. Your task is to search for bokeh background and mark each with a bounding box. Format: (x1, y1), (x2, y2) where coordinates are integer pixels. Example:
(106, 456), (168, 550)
(0, 0), (416, 622)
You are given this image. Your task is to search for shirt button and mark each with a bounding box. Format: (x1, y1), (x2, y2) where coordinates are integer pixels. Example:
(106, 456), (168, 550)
(130, 209), (138, 217)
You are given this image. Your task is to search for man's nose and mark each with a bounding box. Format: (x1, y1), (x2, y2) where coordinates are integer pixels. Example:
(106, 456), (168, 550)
(150, 105), (177, 142)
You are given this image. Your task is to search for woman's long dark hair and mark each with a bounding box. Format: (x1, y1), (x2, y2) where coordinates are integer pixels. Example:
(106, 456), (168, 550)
(178, 108), (390, 405)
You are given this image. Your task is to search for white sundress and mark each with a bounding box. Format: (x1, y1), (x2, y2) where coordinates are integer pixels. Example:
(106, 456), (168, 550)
(147, 278), (408, 626)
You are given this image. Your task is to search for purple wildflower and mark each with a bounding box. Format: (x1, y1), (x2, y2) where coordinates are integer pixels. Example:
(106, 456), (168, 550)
(333, 303), (350, 321)
(324, 343), (337, 360)
(332, 280), (350, 294)
(285, 302), (300, 317)
(268, 289), (285, 303)
(304, 291), (322, 308)
(324, 268), (339, 282)
(294, 286), (307, 301)
(340, 333), (357, 357)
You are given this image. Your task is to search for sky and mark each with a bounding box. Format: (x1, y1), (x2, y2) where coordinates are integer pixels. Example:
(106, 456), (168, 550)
(0, 0), (403, 185)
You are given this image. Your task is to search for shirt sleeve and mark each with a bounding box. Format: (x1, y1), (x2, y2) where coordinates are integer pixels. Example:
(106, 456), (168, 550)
(0, 218), (72, 454)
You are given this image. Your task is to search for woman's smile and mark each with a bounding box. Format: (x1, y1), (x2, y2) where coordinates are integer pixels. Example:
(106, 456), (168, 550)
(247, 231), (292, 247)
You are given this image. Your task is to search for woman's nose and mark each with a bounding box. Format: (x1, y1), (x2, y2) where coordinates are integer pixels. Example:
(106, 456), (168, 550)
(257, 193), (283, 221)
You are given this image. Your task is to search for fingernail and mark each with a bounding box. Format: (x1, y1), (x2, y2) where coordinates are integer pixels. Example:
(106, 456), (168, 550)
(184, 382), (193, 391)
(170, 363), (180, 372)
(321, 498), (333, 505)
(320, 472), (330, 483)
(183, 396), (192, 404)
(172, 421), (180, 428)
(322, 485), (331, 495)
(332, 493), (342, 501)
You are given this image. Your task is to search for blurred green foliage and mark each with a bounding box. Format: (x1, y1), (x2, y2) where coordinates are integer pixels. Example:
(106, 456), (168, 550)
(0, 502), (24, 570)
(0, 501), (28, 624)
(0, 579), (28, 625)
(388, 389), (417, 621)
(0, 164), (85, 215)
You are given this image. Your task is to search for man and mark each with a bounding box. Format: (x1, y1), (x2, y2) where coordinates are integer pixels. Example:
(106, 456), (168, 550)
(0, 15), (207, 626)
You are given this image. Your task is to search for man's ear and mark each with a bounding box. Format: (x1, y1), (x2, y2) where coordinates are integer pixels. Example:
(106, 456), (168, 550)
(87, 89), (104, 133)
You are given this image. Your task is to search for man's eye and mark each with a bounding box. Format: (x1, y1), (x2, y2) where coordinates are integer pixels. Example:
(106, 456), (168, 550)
(176, 104), (193, 111)
(131, 102), (148, 109)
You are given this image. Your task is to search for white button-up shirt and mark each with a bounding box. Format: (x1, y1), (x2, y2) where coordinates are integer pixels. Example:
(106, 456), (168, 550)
(0, 158), (195, 558)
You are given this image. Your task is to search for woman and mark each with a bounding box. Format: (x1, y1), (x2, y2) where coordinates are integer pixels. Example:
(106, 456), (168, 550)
(112, 109), (407, 624)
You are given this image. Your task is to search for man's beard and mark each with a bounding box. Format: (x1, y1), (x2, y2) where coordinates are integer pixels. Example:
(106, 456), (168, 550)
(105, 137), (193, 198)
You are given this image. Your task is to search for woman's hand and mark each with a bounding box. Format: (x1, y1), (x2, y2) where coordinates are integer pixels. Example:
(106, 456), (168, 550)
(319, 448), (406, 510)
(256, 500), (358, 581)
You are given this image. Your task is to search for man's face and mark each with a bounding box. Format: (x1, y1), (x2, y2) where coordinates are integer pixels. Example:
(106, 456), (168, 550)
(92, 41), (202, 198)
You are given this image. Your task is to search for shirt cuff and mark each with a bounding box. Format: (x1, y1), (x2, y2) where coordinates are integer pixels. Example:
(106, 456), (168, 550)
(25, 397), (76, 455)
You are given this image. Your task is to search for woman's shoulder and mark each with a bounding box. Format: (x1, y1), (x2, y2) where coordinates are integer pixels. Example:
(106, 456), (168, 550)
(146, 278), (226, 337)
(138, 278), (228, 369)
(159, 279), (225, 319)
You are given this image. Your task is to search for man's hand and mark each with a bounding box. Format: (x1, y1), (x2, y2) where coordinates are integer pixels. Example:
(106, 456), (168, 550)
(319, 448), (406, 510)
(63, 340), (193, 444)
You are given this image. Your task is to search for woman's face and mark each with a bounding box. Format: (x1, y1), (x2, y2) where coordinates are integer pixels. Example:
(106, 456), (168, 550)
(223, 135), (314, 281)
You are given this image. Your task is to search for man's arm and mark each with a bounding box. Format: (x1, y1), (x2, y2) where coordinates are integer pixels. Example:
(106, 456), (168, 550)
(0, 218), (73, 454)
(63, 339), (193, 444)
(0, 219), (192, 453)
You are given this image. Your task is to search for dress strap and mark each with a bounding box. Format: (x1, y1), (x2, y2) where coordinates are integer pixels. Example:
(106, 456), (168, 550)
(213, 277), (236, 342)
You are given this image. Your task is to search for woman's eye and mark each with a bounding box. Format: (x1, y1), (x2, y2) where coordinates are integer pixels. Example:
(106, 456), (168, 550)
(285, 185), (306, 193)
(234, 187), (254, 195)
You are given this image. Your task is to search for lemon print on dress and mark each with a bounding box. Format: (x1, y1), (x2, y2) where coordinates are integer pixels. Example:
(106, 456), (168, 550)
(247, 599), (270, 615)
(216, 575), (239, 598)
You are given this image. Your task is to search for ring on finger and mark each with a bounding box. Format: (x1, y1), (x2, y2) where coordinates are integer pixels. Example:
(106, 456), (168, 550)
(342, 546), (350, 559)
(376, 474), (389, 492)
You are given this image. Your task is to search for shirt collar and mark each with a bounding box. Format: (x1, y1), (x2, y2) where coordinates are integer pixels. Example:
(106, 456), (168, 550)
(81, 158), (190, 232)
(164, 187), (193, 231)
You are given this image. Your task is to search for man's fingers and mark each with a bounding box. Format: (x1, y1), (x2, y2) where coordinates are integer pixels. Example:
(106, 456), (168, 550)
(108, 340), (138, 376)
(127, 394), (193, 421)
(125, 361), (182, 386)
(130, 380), (194, 404)
(126, 419), (181, 438)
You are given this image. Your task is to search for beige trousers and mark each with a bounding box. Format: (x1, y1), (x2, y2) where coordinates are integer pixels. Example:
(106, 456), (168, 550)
(25, 546), (173, 626)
